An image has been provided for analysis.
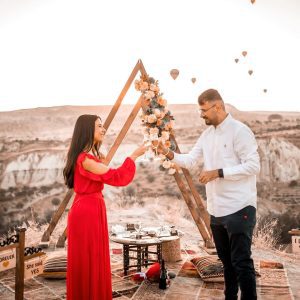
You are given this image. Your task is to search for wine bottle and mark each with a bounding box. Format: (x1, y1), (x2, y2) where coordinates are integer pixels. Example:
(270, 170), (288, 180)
(159, 259), (167, 289)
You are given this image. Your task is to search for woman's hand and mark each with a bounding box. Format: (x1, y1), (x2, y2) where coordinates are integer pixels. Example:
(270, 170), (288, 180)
(130, 145), (148, 161)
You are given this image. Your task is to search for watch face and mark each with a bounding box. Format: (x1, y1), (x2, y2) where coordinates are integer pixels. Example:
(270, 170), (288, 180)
(218, 169), (224, 178)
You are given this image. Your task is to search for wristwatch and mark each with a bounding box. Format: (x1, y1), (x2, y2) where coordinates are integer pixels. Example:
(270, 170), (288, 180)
(218, 169), (224, 178)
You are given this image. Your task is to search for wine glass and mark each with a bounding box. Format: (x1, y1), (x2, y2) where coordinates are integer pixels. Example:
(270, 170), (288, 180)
(135, 221), (142, 239)
(140, 134), (153, 161)
(150, 133), (161, 161)
(134, 221), (141, 233)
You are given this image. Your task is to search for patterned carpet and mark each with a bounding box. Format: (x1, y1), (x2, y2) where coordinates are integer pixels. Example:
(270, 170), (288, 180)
(130, 259), (294, 300)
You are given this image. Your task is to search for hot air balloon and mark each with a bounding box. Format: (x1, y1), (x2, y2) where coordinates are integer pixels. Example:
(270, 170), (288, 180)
(191, 78), (196, 84)
(242, 51), (247, 57)
(263, 89), (267, 93)
(234, 58), (239, 63)
(170, 69), (179, 80)
(248, 70), (253, 75)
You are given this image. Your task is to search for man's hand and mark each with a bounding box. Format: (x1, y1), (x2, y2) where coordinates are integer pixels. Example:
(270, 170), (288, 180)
(152, 140), (174, 160)
(199, 170), (219, 184)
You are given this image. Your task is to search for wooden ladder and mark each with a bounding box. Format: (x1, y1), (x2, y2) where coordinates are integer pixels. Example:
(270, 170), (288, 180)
(40, 59), (213, 249)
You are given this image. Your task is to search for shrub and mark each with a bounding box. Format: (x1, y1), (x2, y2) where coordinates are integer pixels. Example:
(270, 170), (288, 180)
(289, 180), (298, 187)
(275, 211), (300, 244)
(254, 211), (300, 247)
(45, 209), (53, 223)
(253, 216), (280, 249)
(123, 186), (136, 198)
(139, 162), (146, 169)
(136, 198), (145, 207)
(16, 202), (24, 209)
(146, 174), (155, 183)
(51, 197), (61, 206)
(40, 186), (51, 193)
(268, 114), (283, 121)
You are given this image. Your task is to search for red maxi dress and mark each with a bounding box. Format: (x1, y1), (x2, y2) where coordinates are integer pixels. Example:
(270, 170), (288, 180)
(67, 153), (136, 300)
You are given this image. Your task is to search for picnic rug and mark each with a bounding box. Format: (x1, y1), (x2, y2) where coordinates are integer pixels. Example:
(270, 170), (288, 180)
(131, 259), (294, 300)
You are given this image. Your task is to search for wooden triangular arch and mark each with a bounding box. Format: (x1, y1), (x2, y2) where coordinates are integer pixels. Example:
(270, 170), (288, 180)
(40, 59), (213, 248)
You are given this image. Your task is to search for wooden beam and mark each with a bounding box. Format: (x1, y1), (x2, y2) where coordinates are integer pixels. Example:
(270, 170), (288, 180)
(138, 59), (147, 77)
(104, 96), (143, 165)
(0, 243), (19, 252)
(15, 228), (25, 300)
(41, 189), (73, 243)
(173, 173), (212, 244)
(171, 135), (211, 235)
(103, 60), (142, 131)
(56, 227), (68, 248)
(24, 251), (45, 261)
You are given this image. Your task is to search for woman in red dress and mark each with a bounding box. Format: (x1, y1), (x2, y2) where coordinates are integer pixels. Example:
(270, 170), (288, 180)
(63, 114), (146, 299)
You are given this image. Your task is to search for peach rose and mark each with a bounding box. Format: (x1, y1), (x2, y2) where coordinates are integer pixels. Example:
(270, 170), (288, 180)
(149, 127), (159, 135)
(156, 119), (163, 126)
(161, 131), (170, 140)
(160, 111), (166, 119)
(164, 140), (171, 148)
(147, 114), (157, 123)
(144, 90), (155, 100)
(150, 84), (160, 93)
(168, 168), (176, 175)
(140, 81), (149, 91)
(165, 121), (174, 130)
(154, 108), (161, 118)
(162, 160), (172, 169)
(157, 97), (167, 106)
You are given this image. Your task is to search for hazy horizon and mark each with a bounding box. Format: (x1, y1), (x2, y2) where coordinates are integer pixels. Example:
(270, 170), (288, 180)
(0, 102), (299, 114)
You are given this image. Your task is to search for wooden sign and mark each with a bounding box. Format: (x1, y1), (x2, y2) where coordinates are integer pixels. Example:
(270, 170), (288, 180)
(0, 249), (16, 272)
(24, 256), (45, 280)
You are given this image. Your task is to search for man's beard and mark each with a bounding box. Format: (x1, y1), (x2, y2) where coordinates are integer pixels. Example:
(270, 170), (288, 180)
(204, 118), (212, 125)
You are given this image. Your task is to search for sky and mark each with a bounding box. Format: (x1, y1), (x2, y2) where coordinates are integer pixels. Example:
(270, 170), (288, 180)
(0, 0), (299, 112)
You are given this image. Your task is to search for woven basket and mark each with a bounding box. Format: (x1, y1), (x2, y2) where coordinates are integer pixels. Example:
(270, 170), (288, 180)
(161, 238), (181, 262)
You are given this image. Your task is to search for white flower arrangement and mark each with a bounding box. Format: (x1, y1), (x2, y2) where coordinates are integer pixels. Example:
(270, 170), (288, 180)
(135, 74), (176, 174)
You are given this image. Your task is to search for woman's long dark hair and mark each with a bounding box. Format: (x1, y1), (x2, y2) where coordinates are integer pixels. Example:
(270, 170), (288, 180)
(63, 114), (102, 189)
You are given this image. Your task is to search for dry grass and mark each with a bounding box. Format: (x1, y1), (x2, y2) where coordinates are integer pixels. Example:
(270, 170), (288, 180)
(253, 216), (280, 250)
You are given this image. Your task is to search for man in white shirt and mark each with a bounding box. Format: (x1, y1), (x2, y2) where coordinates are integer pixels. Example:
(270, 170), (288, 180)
(156, 89), (260, 300)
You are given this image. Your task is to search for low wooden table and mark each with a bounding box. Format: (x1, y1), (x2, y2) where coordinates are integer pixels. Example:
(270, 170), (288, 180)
(110, 235), (179, 275)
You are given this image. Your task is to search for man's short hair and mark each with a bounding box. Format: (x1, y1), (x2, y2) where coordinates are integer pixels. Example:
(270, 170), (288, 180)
(198, 89), (223, 105)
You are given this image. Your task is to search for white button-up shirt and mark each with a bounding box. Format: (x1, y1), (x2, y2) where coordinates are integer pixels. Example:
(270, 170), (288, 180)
(172, 114), (260, 217)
